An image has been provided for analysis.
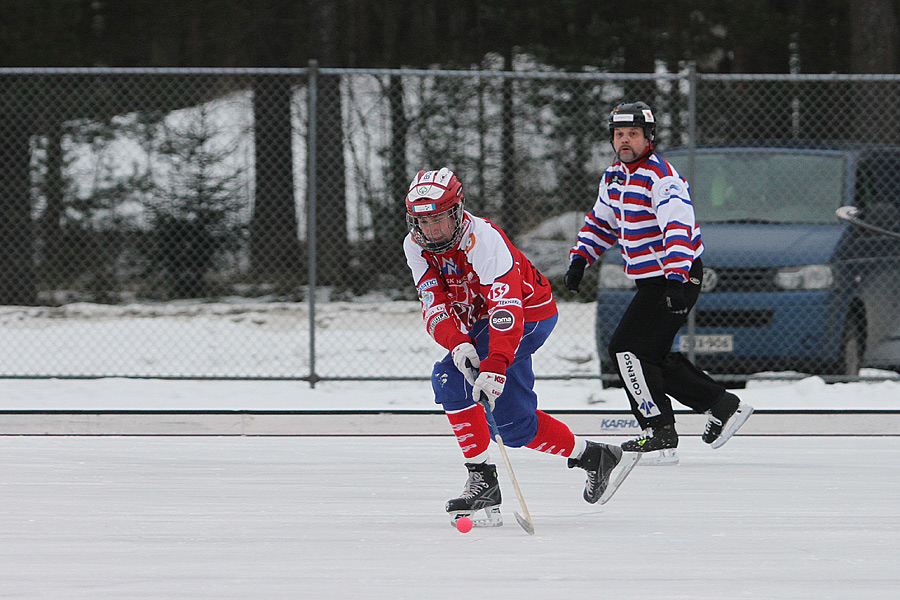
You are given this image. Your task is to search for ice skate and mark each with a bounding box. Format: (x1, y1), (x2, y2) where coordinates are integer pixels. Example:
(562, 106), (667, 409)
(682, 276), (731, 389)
(446, 462), (503, 527)
(621, 424), (678, 453)
(638, 448), (680, 466)
(568, 441), (641, 505)
(704, 392), (754, 449)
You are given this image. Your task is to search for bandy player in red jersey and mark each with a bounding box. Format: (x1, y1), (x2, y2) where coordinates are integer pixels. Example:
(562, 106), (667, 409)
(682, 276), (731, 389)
(403, 167), (640, 528)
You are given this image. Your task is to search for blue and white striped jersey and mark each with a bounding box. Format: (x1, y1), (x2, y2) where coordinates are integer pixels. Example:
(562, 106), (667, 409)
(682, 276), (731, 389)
(569, 152), (703, 283)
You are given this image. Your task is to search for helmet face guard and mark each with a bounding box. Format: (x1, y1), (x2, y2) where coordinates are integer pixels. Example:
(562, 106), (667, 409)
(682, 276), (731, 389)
(608, 101), (657, 145)
(406, 168), (465, 254)
(406, 204), (465, 253)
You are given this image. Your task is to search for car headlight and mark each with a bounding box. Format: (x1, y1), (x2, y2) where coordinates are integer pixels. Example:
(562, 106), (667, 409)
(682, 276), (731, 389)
(774, 265), (833, 290)
(599, 263), (636, 289)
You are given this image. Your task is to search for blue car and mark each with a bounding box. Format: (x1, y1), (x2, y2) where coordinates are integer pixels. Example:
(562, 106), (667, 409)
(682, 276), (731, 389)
(595, 145), (900, 383)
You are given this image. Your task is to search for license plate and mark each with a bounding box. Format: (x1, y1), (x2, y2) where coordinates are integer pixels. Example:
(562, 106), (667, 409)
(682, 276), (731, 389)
(675, 334), (733, 353)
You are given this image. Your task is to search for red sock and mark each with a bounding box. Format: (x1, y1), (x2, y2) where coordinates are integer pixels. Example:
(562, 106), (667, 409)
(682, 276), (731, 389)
(445, 405), (491, 460)
(525, 410), (576, 457)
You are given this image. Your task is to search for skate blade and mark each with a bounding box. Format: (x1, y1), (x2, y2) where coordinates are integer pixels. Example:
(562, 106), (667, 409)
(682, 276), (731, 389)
(598, 451), (641, 505)
(710, 404), (754, 449)
(514, 512), (535, 535)
(449, 506), (503, 528)
(638, 448), (679, 466)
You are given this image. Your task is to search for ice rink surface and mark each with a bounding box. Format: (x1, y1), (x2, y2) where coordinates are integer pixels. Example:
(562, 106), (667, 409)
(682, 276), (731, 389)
(1, 434), (897, 599)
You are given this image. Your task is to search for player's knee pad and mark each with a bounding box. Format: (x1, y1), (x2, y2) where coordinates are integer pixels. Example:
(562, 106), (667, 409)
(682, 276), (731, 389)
(431, 359), (470, 412)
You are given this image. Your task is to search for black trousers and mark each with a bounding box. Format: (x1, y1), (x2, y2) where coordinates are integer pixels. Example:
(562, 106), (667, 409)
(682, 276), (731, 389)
(608, 257), (726, 429)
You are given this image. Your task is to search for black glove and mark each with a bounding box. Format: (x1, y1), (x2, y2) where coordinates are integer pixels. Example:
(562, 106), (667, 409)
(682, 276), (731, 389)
(564, 257), (587, 292)
(663, 279), (688, 315)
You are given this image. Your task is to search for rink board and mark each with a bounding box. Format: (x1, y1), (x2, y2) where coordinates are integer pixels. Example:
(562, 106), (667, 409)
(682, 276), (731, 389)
(0, 409), (898, 436)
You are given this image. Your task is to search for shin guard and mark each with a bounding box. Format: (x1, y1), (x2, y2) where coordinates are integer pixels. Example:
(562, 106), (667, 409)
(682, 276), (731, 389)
(525, 410), (576, 457)
(446, 404), (492, 460)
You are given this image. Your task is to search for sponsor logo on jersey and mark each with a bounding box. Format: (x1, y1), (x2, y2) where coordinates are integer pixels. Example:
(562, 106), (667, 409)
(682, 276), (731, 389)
(489, 282), (510, 301)
(428, 312), (449, 336)
(464, 232), (476, 252)
(424, 305), (447, 320)
(495, 298), (522, 308)
(417, 278), (438, 291)
(440, 257), (461, 275)
(489, 308), (515, 331)
(420, 290), (435, 310)
(660, 181), (683, 198)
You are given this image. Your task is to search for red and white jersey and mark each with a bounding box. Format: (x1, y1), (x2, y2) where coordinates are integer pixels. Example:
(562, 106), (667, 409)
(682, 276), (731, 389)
(404, 212), (557, 375)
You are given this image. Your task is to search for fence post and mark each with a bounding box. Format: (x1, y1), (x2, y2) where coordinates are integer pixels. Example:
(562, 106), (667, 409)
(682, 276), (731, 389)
(307, 60), (319, 388)
(685, 61), (698, 364)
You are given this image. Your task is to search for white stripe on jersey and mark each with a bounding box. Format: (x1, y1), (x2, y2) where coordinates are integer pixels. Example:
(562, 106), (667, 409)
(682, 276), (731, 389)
(572, 153), (703, 282)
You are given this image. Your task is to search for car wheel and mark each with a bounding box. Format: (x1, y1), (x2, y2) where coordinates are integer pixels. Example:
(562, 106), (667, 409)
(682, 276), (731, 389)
(838, 313), (865, 377)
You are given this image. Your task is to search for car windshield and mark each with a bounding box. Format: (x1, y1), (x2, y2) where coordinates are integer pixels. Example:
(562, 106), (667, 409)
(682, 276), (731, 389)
(665, 151), (846, 224)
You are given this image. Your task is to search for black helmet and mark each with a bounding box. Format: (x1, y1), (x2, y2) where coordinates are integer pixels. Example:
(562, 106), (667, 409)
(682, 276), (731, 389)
(608, 101), (657, 144)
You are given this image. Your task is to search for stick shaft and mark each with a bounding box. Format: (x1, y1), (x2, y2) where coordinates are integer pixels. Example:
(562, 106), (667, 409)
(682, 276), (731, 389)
(479, 400), (534, 528)
(492, 431), (533, 524)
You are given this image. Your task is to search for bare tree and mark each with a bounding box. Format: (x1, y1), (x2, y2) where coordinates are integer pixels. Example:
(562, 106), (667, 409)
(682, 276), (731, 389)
(850, 0), (900, 141)
(309, 0), (349, 288)
(850, 0), (899, 73)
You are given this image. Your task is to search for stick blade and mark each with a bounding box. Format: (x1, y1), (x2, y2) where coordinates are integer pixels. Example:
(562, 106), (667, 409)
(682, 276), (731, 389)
(514, 512), (535, 535)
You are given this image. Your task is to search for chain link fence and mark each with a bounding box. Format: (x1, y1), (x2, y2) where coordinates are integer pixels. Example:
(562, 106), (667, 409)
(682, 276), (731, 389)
(2, 66), (900, 383)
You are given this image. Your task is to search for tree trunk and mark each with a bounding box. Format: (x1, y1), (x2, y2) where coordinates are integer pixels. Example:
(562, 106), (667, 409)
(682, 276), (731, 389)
(383, 73), (408, 280)
(0, 112), (37, 305)
(250, 75), (304, 279)
(41, 121), (66, 287)
(500, 49), (519, 240)
(850, 0), (899, 74)
(850, 0), (900, 141)
(309, 0), (349, 288)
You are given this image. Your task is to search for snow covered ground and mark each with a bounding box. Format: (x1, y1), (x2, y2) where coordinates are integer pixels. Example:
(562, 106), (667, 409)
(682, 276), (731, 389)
(3, 369), (900, 412)
(2, 299), (900, 412)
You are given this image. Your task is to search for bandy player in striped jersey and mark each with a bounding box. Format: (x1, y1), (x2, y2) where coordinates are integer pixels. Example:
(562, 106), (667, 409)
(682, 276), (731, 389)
(404, 168), (640, 528)
(565, 102), (753, 463)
